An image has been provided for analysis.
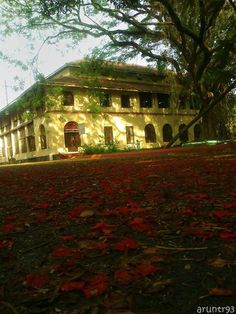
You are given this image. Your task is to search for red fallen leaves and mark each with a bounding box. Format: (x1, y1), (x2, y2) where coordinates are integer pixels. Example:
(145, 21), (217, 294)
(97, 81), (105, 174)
(136, 264), (160, 277)
(52, 246), (74, 257)
(60, 274), (109, 298)
(182, 207), (199, 217)
(68, 204), (86, 219)
(24, 273), (50, 289)
(83, 274), (109, 298)
(52, 258), (77, 273)
(0, 237), (14, 250)
(114, 264), (159, 284)
(224, 200), (236, 209)
(89, 242), (109, 250)
(129, 217), (151, 232)
(32, 202), (52, 210)
(61, 281), (85, 292)
(2, 223), (16, 232)
(61, 235), (77, 241)
(209, 287), (235, 296)
(185, 227), (213, 239)
(219, 230), (236, 241)
(90, 220), (114, 231)
(211, 210), (232, 219)
(114, 269), (134, 284)
(113, 238), (139, 251)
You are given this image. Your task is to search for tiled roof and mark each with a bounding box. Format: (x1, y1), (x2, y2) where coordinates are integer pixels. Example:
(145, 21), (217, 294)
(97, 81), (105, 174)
(48, 76), (170, 93)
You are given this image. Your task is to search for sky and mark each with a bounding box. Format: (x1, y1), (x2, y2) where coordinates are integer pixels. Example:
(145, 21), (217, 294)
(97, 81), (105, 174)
(0, 35), (105, 109)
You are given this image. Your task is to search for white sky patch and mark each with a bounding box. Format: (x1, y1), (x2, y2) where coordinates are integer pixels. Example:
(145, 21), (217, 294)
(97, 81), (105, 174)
(0, 35), (104, 108)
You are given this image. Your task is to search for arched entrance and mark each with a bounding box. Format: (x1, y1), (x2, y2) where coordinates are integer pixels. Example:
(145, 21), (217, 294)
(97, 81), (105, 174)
(163, 124), (173, 142)
(145, 124), (156, 143)
(64, 121), (81, 152)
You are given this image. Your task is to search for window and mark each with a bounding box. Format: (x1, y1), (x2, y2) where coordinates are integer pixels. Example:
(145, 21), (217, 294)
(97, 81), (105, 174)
(194, 124), (201, 141)
(104, 126), (113, 145)
(126, 126), (134, 144)
(163, 124), (173, 142)
(36, 103), (46, 116)
(139, 92), (152, 108)
(0, 137), (4, 157)
(19, 127), (27, 153)
(63, 91), (74, 106)
(13, 131), (19, 154)
(157, 93), (170, 108)
(121, 95), (131, 108)
(27, 123), (36, 152)
(145, 124), (156, 143)
(179, 124), (189, 142)
(39, 125), (47, 150)
(100, 93), (111, 107)
(178, 95), (186, 109)
(64, 121), (81, 152)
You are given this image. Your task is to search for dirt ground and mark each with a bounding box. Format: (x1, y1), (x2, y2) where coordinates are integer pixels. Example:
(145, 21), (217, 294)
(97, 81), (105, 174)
(0, 144), (236, 314)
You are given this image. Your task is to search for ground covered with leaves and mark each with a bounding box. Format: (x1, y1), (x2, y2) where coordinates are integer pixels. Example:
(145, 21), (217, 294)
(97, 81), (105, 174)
(0, 145), (236, 314)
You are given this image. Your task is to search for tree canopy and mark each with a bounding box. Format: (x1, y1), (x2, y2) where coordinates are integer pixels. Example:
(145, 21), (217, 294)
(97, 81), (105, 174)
(0, 0), (235, 143)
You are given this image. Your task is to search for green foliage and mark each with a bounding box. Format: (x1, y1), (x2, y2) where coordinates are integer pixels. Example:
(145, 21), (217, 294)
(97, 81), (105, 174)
(82, 144), (106, 155)
(83, 140), (120, 155)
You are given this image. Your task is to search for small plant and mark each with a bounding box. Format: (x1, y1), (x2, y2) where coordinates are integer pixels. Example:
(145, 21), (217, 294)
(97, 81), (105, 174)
(83, 144), (106, 155)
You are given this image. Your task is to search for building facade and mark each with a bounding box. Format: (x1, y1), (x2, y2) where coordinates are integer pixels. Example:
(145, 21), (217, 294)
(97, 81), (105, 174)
(0, 60), (201, 163)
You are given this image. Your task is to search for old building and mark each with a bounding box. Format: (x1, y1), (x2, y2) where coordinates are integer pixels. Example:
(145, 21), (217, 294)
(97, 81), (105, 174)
(0, 59), (201, 163)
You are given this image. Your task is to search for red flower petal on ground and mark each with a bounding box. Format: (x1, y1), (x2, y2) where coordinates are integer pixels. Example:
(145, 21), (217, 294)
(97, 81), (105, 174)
(60, 281), (85, 292)
(220, 230), (236, 241)
(115, 206), (131, 215)
(33, 202), (52, 209)
(130, 217), (151, 232)
(185, 227), (213, 239)
(25, 273), (50, 289)
(209, 287), (235, 296)
(211, 210), (231, 219)
(0, 237), (14, 250)
(53, 258), (77, 273)
(61, 235), (76, 241)
(114, 269), (135, 284)
(113, 238), (139, 251)
(136, 264), (160, 277)
(83, 274), (109, 298)
(182, 207), (198, 217)
(2, 223), (16, 232)
(89, 242), (108, 250)
(68, 205), (86, 219)
(224, 200), (236, 210)
(90, 221), (114, 231)
(52, 246), (73, 257)
(35, 212), (48, 222)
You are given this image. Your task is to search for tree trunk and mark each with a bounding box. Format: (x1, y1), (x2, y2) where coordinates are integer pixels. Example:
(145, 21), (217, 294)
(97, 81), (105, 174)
(165, 81), (236, 148)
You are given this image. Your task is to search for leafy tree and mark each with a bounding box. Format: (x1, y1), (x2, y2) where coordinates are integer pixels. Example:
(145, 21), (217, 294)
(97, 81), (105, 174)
(0, 0), (235, 145)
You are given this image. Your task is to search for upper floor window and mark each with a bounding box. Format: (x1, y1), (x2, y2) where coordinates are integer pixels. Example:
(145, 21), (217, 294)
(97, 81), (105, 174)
(157, 93), (170, 108)
(139, 92), (152, 108)
(121, 95), (131, 108)
(63, 91), (74, 106)
(100, 93), (111, 107)
(27, 122), (36, 152)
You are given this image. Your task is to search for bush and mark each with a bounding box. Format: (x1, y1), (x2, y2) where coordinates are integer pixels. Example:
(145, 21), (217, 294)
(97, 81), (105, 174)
(83, 144), (106, 155)
(83, 142), (121, 155)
